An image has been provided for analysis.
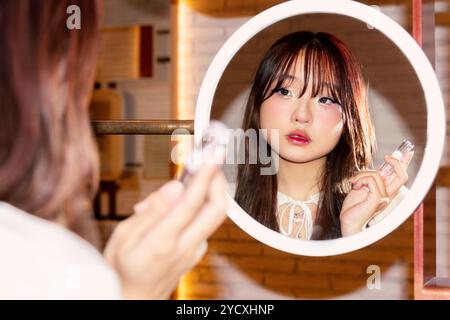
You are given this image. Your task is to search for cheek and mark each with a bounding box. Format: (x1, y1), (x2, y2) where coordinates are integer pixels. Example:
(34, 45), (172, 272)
(260, 101), (276, 130)
(315, 107), (343, 138)
(260, 100), (289, 148)
(260, 99), (290, 130)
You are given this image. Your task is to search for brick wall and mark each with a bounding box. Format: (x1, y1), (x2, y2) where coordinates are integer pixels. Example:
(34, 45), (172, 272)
(175, 0), (449, 299)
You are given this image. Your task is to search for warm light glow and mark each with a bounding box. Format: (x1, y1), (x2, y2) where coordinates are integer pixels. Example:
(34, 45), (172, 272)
(177, 3), (191, 119)
(176, 273), (192, 300)
(175, 2), (197, 298)
(174, 2), (194, 180)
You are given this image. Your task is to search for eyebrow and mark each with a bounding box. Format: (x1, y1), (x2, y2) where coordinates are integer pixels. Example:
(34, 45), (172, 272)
(277, 74), (298, 83)
(277, 74), (338, 91)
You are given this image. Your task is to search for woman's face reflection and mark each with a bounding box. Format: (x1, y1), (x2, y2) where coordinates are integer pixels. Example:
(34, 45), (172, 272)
(235, 31), (376, 241)
(260, 54), (344, 165)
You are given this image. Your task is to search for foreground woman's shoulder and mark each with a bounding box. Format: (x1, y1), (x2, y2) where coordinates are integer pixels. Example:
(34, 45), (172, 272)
(0, 202), (122, 299)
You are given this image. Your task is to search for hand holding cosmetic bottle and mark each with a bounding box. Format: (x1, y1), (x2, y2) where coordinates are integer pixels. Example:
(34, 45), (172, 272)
(104, 121), (229, 299)
(340, 140), (414, 237)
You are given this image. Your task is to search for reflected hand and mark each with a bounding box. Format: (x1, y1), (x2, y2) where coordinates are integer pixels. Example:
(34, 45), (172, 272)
(103, 164), (227, 299)
(340, 150), (414, 237)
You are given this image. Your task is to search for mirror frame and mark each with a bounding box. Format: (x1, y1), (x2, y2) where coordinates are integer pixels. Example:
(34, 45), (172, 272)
(194, 0), (445, 256)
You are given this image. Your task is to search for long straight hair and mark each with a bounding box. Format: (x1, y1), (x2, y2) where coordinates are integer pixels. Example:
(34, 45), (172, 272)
(235, 31), (376, 240)
(0, 0), (102, 244)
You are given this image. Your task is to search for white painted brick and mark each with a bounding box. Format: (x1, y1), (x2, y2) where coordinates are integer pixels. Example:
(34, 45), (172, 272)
(193, 13), (248, 28)
(185, 27), (227, 42)
(193, 40), (225, 55)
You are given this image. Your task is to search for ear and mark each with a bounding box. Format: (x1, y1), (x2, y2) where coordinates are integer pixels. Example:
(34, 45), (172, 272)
(339, 104), (347, 124)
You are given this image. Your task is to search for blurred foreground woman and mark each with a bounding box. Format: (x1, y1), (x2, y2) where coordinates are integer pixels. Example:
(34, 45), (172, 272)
(0, 0), (227, 299)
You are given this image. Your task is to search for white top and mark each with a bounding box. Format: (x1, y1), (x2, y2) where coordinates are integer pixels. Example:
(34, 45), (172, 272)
(276, 192), (320, 240)
(276, 185), (409, 239)
(0, 202), (122, 299)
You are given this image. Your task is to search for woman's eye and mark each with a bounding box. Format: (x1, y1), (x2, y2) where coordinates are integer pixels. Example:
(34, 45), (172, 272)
(318, 96), (339, 105)
(274, 88), (292, 97)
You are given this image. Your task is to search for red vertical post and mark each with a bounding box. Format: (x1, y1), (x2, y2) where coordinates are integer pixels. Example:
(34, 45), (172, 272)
(412, 0), (439, 299)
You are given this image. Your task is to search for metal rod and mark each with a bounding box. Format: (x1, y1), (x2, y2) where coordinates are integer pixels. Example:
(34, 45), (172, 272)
(91, 120), (194, 135)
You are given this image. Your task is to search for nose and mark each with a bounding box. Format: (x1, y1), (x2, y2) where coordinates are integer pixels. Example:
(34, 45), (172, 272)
(292, 98), (313, 125)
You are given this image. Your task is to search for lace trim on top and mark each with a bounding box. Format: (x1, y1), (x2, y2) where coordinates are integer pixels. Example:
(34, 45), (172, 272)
(276, 191), (321, 240)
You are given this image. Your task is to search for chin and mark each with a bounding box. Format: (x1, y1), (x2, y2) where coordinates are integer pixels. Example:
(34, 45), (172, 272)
(277, 146), (329, 164)
(278, 152), (318, 164)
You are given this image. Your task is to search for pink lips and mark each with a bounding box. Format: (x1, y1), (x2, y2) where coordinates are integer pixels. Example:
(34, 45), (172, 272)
(286, 130), (311, 145)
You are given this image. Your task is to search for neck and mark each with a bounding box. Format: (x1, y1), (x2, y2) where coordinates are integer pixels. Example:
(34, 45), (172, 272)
(277, 156), (326, 201)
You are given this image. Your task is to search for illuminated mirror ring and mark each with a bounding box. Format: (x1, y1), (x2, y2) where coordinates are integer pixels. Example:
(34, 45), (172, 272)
(194, 0), (445, 256)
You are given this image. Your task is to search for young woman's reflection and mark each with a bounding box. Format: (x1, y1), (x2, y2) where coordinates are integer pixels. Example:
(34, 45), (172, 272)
(235, 31), (413, 240)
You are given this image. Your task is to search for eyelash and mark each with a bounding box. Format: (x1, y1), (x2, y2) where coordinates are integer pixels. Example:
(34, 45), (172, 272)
(318, 97), (339, 105)
(274, 87), (292, 97)
(274, 88), (339, 104)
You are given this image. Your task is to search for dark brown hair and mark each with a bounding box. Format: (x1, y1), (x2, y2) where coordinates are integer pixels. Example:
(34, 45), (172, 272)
(235, 31), (376, 240)
(0, 0), (101, 243)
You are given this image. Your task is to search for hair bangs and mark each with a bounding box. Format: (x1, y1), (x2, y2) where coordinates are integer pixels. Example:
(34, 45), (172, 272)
(261, 43), (344, 105)
(302, 44), (343, 105)
(261, 48), (301, 101)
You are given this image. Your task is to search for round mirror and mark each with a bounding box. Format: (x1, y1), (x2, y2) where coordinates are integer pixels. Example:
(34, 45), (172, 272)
(194, 0), (445, 256)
